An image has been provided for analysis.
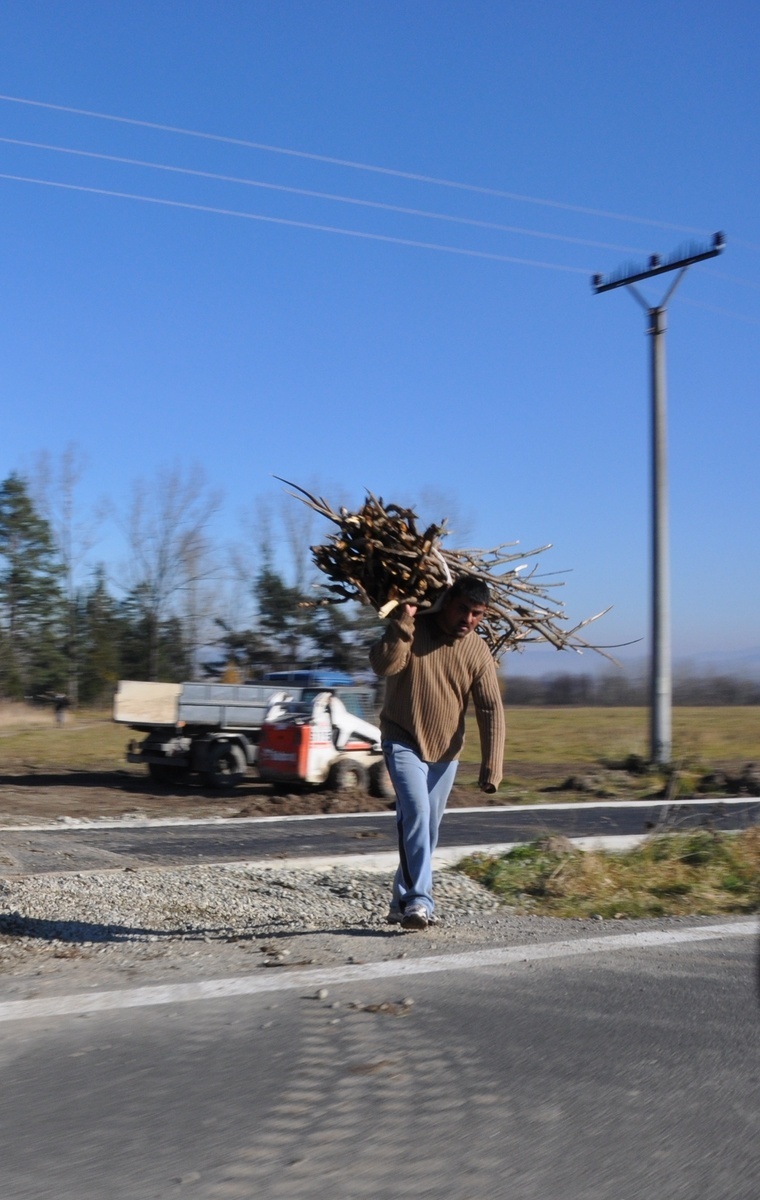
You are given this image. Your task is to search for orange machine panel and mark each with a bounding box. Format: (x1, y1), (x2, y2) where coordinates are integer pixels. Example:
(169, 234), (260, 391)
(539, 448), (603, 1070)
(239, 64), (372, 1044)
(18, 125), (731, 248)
(258, 723), (311, 779)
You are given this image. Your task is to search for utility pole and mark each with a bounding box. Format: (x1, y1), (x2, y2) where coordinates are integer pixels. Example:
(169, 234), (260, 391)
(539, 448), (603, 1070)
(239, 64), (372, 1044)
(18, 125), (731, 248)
(592, 232), (725, 766)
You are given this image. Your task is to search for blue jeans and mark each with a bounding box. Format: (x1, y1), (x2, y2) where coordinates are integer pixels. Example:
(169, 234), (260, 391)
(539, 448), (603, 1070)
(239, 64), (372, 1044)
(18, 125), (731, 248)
(383, 741), (459, 916)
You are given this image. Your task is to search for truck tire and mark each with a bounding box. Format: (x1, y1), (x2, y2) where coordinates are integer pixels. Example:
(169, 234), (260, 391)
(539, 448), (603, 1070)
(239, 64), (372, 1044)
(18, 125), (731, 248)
(148, 763), (189, 786)
(368, 760), (395, 801)
(327, 757), (369, 794)
(202, 741), (247, 789)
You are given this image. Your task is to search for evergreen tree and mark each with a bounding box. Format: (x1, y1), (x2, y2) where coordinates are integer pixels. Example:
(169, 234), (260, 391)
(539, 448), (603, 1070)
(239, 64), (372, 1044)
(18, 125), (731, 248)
(311, 601), (383, 674)
(117, 584), (156, 681)
(78, 566), (123, 705)
(204, 619), (272, 681)
(158, 615), (192, 681)
(117, 585), (191, 683)
(253, 566), (313, 672)
(0, 473), (65, 698)
(204, 576), (382, 681)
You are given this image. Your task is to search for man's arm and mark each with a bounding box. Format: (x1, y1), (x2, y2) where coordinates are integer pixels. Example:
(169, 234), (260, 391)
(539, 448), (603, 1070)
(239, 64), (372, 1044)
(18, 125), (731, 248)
(368, 606), (416, 677)
(471, 658), (506, 792)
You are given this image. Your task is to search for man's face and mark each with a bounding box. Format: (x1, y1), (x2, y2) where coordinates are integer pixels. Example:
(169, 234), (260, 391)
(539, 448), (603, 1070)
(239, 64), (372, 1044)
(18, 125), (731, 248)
(437, 594), (487, 639)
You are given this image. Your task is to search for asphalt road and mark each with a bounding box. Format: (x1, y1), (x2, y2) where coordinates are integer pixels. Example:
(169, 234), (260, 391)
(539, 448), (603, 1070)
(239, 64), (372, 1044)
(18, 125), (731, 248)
(1, 799), (758, 875)
(1, 923), (757, 1199)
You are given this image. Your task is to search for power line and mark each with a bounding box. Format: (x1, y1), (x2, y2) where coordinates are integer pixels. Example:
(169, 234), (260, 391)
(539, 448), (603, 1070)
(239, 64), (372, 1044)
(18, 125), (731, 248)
(704, 267), (760, 291)
(0, 92), (716, 237)
(0, 172), (593, 273)
(729, 237), (760, 253)
(680, 298), (760, 326)
(0, 136), (649, 255)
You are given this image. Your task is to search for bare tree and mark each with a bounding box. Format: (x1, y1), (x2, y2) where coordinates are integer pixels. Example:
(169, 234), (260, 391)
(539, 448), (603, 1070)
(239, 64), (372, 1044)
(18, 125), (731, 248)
(31, 444), (102, 704)
(279, 490), (317, 593)
(176, 526), (214, 679)
(417, 485), (475, 545)
(122, 465), (222, 680)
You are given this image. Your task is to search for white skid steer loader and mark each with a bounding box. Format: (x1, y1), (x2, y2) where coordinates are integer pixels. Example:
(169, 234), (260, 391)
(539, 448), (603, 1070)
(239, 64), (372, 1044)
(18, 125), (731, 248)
(257, 690), (393, 797)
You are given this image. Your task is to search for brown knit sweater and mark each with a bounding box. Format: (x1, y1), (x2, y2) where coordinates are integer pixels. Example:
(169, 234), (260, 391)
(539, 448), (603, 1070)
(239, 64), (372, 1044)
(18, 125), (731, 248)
(369, 611), (505, 789)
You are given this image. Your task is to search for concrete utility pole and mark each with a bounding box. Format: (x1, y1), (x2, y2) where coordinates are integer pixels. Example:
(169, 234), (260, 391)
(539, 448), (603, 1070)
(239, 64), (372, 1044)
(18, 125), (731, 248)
(592, 232), (725, 766)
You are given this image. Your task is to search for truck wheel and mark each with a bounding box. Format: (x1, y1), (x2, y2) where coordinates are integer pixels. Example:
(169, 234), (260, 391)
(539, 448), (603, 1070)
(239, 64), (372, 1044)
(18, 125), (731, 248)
(327, 758), (369, 794)
(368, 760), (395, 801)
(148, 763), (188, 786)
(203, 742), (247, 789)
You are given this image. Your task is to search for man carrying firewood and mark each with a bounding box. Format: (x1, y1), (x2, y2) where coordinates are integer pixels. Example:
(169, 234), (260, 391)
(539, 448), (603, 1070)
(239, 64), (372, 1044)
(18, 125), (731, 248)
(369, 574), (505, 931)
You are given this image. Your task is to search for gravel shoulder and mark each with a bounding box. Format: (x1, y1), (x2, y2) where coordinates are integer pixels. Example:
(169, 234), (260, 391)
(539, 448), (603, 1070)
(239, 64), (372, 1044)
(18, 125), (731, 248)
(0, 757), (754, 1002)
(0, 858), (747, 1004)
(0, 862), (500, 987)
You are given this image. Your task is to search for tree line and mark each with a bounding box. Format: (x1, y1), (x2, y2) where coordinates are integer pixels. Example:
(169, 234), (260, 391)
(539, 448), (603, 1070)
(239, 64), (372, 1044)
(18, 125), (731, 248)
(505, 671), (760, 707)
(2, 456), (757, 708)
(0, 464), (382, 706)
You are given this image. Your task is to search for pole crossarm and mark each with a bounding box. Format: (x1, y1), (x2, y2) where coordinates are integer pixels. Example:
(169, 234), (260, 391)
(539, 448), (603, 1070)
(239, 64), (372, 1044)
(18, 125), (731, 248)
(591, 232), (725, 294)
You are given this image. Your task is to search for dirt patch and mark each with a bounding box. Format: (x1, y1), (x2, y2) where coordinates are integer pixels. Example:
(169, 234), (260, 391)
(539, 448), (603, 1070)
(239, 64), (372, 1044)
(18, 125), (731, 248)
(0, 758), (749, 827)
(0, 763), (521, 826)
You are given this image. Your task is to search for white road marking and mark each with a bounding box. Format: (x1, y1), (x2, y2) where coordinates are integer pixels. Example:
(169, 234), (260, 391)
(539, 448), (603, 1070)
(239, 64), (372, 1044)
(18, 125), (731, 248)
(0, 796), (753, 833)
(194, 835), (654, 874)
(0, 921), (754, 1024)
(0, 837), (696, 880)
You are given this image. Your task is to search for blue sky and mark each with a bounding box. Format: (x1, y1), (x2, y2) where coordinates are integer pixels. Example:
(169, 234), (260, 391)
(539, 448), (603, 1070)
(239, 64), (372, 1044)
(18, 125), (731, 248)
(0, 1), (758, 670)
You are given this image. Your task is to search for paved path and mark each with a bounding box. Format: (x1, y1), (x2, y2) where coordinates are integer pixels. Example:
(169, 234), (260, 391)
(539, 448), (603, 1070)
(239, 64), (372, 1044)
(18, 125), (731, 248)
(1, 798), (758, 875)
(1, 921), (757, 1199)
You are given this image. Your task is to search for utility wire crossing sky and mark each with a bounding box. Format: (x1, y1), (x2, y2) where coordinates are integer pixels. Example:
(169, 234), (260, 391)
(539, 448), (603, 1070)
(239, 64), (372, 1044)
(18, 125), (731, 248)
(1, 3), (758, 668)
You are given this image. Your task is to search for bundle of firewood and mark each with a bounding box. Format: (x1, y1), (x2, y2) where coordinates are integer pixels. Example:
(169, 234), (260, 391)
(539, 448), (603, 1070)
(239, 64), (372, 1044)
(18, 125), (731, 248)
(277, 479), (611, 661)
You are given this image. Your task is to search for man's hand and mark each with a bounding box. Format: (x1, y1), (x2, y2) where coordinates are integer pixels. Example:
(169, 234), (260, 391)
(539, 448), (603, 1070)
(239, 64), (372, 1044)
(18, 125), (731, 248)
(403, 603), (417, 618)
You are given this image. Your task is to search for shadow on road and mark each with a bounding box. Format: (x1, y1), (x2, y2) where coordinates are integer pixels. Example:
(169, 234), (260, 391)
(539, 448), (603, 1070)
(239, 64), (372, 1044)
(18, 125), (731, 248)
(0, 770), (137, 790)
(0, 770), (282, 807)
(0, 770), (244, 795)
(0, 912), (400, 946)
(0, 912), (230, 944)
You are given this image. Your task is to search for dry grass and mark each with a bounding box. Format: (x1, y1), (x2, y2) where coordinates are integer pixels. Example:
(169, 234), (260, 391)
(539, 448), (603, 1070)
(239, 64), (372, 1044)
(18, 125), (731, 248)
(454, 707), (760, 802)
(0, 707), (130, 769)
(457, 827), (760, 918)
(0, 703), (756, 783)
(0, 702), (66, 731)
(460, 706), (760, 766)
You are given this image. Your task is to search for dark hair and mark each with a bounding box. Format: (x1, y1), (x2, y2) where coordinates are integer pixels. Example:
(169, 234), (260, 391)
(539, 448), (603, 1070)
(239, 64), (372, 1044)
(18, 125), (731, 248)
(448, 574), (490, 607)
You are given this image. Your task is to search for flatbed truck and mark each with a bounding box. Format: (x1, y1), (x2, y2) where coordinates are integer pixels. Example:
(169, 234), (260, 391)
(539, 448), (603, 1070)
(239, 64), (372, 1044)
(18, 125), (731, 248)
(113, 672), (382, 791)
